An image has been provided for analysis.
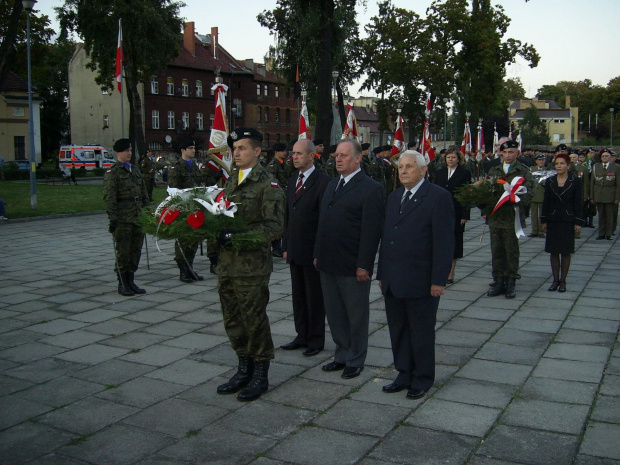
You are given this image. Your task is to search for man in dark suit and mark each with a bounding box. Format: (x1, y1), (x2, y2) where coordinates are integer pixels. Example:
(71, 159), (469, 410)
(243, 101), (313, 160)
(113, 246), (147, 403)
(377, 151), (455, 399)
(281, 139), (330, 356)
(314, 138), (385, 379)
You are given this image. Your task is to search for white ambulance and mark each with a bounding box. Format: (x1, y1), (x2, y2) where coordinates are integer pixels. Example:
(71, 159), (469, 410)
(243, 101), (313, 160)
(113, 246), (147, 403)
(58, 145), (115, 171)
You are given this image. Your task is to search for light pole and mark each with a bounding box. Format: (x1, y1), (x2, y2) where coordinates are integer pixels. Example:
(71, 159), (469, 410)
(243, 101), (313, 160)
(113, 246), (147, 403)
(579, 121), (583, 142)
(443, 98), (449, 149)
(611, 108), (615, 146)
(23, 0), (37, 210)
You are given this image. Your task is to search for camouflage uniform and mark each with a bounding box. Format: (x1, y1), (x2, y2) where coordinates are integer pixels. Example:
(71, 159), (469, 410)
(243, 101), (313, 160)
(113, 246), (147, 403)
(314, 153), (326, 173)
(487, 162), (534, 279)
(103, 162), (148, 273)
(199, 162), (219, 187)
(266, 157), (288, 188)
(363, 155), (384, 186)
(168, 158), (202, 266)
(324, 156), (338, 178)
(217, 164), (285, 361)
(379, 158), (394, 194)
(139, 155), (156, 201)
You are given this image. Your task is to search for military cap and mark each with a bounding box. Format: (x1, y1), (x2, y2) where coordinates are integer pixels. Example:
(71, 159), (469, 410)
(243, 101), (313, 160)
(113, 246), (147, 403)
(178, 138), (195, 150)
(373, 146), (382, 154)
(407, 141), (417, 149)
(382, 145), (392, 152)
(313, 138), (324, 146)
(113, 138), (132, 152)
(361, 143), (370, 150)
(500, 140), (519, 150)
(535, 154), (546, 160)
(227, 127), (263, 148)
(329, 145), (338, 153)
(272, 142), (287, 152)
(554, 143), (569, 153)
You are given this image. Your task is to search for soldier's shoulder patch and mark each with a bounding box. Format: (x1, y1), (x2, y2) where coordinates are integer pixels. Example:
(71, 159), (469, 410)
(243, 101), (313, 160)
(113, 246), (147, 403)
(270, 181), (280, 188)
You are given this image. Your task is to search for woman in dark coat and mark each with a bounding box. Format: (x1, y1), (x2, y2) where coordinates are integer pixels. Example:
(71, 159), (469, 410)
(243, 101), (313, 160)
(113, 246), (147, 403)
(541, 152), (584, 292)
(434, 147), (471, 283)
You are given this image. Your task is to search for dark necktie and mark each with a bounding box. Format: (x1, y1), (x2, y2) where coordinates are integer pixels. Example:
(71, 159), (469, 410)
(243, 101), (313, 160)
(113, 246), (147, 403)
(335, 178), (345, 194)
(295, 173), (304, 197)
(400, 190), (412, 213)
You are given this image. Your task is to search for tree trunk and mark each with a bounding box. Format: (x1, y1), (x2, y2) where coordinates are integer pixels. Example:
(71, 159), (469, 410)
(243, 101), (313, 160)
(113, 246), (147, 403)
(315, 0), (334, 146)
(0, 1), (23, 84)
(336, 83), (346, 129)
(124, 63), (146, 164)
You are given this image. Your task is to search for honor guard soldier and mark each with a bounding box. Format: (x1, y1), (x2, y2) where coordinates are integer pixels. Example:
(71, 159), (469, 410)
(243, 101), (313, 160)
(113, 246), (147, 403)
(139, 149), (157, 201)
(266, 142), (288, 257)
(103, 138), (148, 296)
(216, 127), (285, 402)
(168, 138), (205, 282)
(324, 145), (338, 178)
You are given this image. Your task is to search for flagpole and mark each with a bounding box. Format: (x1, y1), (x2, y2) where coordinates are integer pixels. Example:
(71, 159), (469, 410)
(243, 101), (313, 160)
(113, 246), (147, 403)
(118, 19), (125, 139)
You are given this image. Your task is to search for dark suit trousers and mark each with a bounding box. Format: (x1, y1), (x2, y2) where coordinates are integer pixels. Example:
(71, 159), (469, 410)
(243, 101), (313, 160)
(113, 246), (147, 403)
(290, 262), (325, 349)
(320, 271), (370, 368)
(385, 289), (438, 391)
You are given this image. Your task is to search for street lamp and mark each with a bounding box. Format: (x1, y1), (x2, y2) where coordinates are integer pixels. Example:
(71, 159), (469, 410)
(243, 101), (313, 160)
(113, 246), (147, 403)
(579, 121), (583, 142)
(611, 108), (615, 146)
(443, 98), (449, 150)
(23, 0), (37, 210)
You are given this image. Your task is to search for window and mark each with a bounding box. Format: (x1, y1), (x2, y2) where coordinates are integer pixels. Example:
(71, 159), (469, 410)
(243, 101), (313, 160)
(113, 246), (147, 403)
(286, 108), (291, 123)
(256, 84), (261, 96)
(14, 136), (25, 160)
(167, 77), (174, 95)
(152, 110), (160, 129)
(257, 106), (262, 122)
(150, 76), (159, 94)
(12, 107), (24, 117)
(275, 108), (280, 123)
(275, 87), (279, 98)
(210, 113), (215, 130)
(553, 133), (565, 142)
(264, 107), (269, 122)
(196, 80), (203, 97)
(196, 112), (204, 130)
(553, 119), (565, 124)
(149, 142), (163, 151)
(182, 111), (189, 129)
(182, 79), (189, 97)
(233, 98), (242, 117)
(103, 115), (109, 128)
(167, 111), (175, 129)
(102, 89), (109, 95)
(83, 151), (95, 160)
(264, 85), (268, 96)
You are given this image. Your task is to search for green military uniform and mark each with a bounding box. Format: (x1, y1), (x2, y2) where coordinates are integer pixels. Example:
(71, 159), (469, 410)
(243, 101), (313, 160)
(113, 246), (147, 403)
(529, 165), (546, 237)
(590, 162), (620, 238)
(379, 157), (394, 194)
(139, 154), (156, 201)
(266, 157), (288, 188)
(168, 158), (202, 267)
(199, 162), (218, 187)
(426, 156), (443, 183)
(217, 163), (285, 361)
(314, 153), (326, 173)
(103, 161), (148, 275)
(487, 162), (534, 280)
(324, 155), (338, 178)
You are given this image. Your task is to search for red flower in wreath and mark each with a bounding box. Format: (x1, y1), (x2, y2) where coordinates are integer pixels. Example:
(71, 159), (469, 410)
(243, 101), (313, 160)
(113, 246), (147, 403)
(186, 211), (205, 229)
(161, 208), (180, 225)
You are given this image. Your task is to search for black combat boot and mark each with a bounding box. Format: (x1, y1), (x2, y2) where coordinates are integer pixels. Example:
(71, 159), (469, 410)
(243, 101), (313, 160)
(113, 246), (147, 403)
(188, 262), (204, 281)
(127, 272), (146, 294)
(217, 356), (254, 394)
(117, 272), (134, 296)
(487, 278), (506, 297)
(505, 277), (516, 299)
(210, 256), (218, 274)
(179, 263), (194, 283)
(237, 360), (269, 402)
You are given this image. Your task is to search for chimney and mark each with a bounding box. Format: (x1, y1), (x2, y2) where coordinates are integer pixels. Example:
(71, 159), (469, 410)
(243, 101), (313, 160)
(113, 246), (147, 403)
(257, 64), (266, 77)
(211, 27), (218, 59)
(183, 22), (195, 56)
(565, 95), (571, 109)
(244, 59), (254, 71)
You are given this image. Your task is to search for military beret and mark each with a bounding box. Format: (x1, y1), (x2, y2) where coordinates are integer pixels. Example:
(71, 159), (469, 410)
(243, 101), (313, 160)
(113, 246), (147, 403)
(535, 154), (546, 160)
(361, 143), (370, 150)
(178, 138), (195, 150)
(382, 145), (392, 152)
(329, 145), (338, 153)
(373, 146), (382, 154)
(407, 141), (416, 149)
(313, 138), (324, 146)
(555, 143), (568, 153)
(500, 140), (519, 150)
(227, 127), (263, 148)
(272, 142), (287, 152)
(113, 138), (132, 152)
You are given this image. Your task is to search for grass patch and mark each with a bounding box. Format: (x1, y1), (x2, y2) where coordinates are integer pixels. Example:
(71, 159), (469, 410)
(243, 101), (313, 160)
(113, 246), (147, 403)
(185, 429), (201, 438)
(67, 433), (93, 446)
(104, 384), (118, 390)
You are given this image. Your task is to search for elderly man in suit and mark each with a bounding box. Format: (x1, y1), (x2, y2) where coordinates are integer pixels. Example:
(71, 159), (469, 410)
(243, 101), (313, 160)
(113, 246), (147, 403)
(314, 138), (385, 379)
(377, 151), (455, 399)
(281, 139), (330, 356)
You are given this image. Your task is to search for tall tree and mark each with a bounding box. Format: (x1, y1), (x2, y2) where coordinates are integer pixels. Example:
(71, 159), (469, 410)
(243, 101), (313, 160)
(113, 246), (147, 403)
(503, 78), (526, 100)
(56, 0), (185, 156)
(519, 104), (549, 145)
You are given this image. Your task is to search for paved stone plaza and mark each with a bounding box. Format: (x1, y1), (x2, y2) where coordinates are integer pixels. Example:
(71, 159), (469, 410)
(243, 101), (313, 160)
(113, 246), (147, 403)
(0, 213), (618, 464)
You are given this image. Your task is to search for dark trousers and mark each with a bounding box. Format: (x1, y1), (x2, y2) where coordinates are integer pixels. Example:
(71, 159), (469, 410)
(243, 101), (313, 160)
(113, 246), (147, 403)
(385, 289), (438, 391)
(290, 262), (325, 350)
(490, 227), (520, 278)
(597, 203), (616, 237)
(174, 239), (199, 265)
(320, 271), (370, 368)
(113, 222), (143, 273)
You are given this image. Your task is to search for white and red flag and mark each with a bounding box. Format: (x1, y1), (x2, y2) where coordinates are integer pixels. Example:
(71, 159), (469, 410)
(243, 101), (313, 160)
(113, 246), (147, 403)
(391, 113), (406, 156)
(298, 100), (311, 140)
(207, 81), (233, 180)
(115, 19), (123, 93)
(460, 116), (472, 155)
(493, 123), (500, 155)
(420, 93), (435, 161)
(341, 102), (358, 140)
(516, 132), (522, 153)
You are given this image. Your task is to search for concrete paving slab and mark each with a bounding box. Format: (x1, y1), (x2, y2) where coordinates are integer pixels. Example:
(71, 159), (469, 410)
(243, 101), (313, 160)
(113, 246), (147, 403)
(0, 328), (45, 348)
(0, 422), (76, 465)
(435, 329), (491, 348)
(98, 331), (170, 350)
(3, 357), (86, 383)
(54, 343), (128, 365)
(555, 328), (617, 347)
(457, 359), (533, 385)
(590, 395), (620, 423)
(0, 395), (53, 429)
(544, 343), (611, 363)
(0, 341), (67, 363)
(120, 344), (191, 367)
(600, 374), (620, 397)
(490, 328), (554, 348)
(39, 330), (110, 349)
(144, 358), (229, 386)
(580, 422), (620, 460)
(475, 342), (546, 365)
(434, 377), (517, 409)
(532, 358), (605, 383)
(519, 377), (599, 405)
(95, 376), (188, 408)
(264, 377), (351, 411)
(70, 358), (156, 385)
(501, 398), (590, 434)
(14, 375), (104, 408)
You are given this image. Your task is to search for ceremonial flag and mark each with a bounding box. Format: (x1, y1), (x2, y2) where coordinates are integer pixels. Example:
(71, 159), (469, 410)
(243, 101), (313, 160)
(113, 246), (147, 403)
(493, 123), (500, 155)
(391, 113), (406, 156)
(476, 122), (485, 154)
(420, 93), (435, 161)
(516, 132), (522, 152)
(508, 127), (513, 140)
(341, 102), (358, 140)
(294, 64), (301, 102)
(460, 116), (472, 155)
(207, 81), (233, 180)
(115, 20), (123, 93)
(298, 99), (311, 140)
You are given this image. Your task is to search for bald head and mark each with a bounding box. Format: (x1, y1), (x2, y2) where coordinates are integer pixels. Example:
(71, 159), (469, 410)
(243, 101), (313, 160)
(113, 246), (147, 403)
(292, 139), (316, 172)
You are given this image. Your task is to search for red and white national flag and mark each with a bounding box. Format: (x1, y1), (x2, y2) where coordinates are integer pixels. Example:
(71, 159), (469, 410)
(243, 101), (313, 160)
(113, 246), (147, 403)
(207, 82), (233, 179)
(460, 117), (472, 155)
(516, 132), (522, 152)
(477, 123), (485, 154)
(298, 100), (311, 140)
(115, 20), (123, 93)
(391, 114), (406, 156)
(493, 123), (500, 155)
(422, 121), (436, 161)
(341, 102), (358, 139)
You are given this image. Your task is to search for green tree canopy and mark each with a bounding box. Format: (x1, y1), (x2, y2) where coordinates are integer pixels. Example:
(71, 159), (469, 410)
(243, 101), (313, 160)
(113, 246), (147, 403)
(519, 104), (548, 145)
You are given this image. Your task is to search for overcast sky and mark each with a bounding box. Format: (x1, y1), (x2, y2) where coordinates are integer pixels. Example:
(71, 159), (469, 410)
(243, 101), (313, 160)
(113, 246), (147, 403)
(38, 0), (620, 99)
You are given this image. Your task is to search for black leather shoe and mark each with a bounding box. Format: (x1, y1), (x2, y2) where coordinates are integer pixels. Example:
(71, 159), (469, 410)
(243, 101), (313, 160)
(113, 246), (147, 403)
(302, 348), (321, 356)
(382, 382), (406, 393)
(406, 388), (426, 399)
(548, 281), (559, 291)
(606, 236), (612, 240)
(322, 361), (346, 372)
(280, 341), (305, 350)
(341, 366), (363, 379)
(558, 281), (566, 293)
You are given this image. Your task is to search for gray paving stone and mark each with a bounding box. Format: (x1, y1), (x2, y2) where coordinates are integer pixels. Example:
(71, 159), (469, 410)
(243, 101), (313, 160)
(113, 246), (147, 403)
(96, 376), (188, 408)
(0, 395), (53, 429)
(520, 377), (598, 405)
(4, 357), (86, 383)
(442, 317), (504, 334)
(503, 315), (563, 333)
(369, 425), (478, 464)
(576, 296), (619, 310)
(53, 343), (129, 365)
(70, 359), (155, 385)
(60, 424), (176, 465)
(38, 396), (139, 434)
(85, 318), (147, 335)
(460, 307), (515, 321)
(532, 358), (605, 383)
(99, 331), (170, 350)
(544, 343), (611, 363)
(457, 359), (533, 385)
(516, 306), (571, 320)
(490, 328), (554, 348)
(120, 344), (191, 366)
(608, 357), (620, 376)
(123, 309), (180, 324)
(475, 342), (545, 365)
(268, 426), (378, 465)
(142, 320), (204, 336)
(175, 376), (247, 411)
(564, 316), (619, 334)
(0, 328), (43, 348)
(15, 375), (104, 407)
(66, 309), (126, 323)
(468, 457), (524, 465)
(263, 377), (351, 411)
(476, 424), (579, 464)
(502, 398), (590, 434)
(591, 395), (620, 423)
(0, 341), (68, 363)
(573, 454), (620, 465)
(580, 422), (620, 460)
(600, 375), (620, 397)
(144, 358), (229, 386)
(0, 422), (76, 465)
(435, 377), (516, 409)
(407, 398), (501, 437)
(435, 344), (478, 366)
(160, 331), (216, 349)
(42, 292), (93, 304)
(555, 328), (617, 347)
(0, 374), (34, 396)
(435, 329), (491, 348)
(12, 309), (69, 323)
(40, 330), (109, 349)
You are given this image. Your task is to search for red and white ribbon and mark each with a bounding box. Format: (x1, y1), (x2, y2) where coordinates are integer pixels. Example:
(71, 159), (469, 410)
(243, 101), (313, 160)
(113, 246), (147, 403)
(491, 176), (528, 238)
